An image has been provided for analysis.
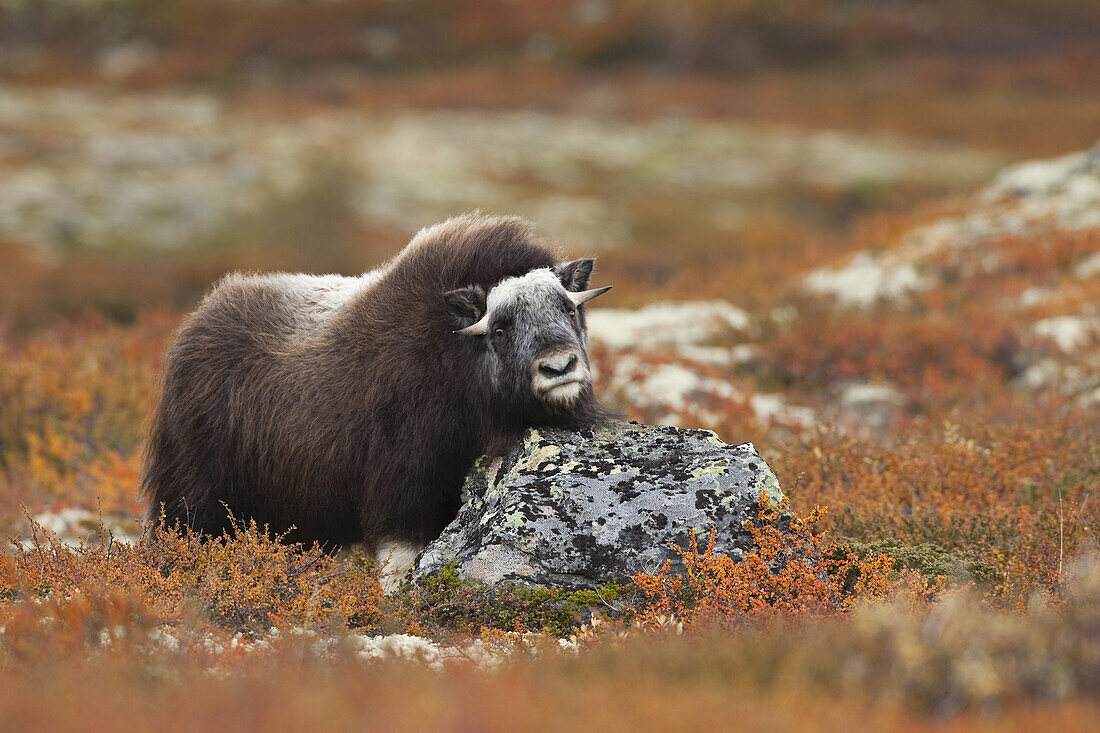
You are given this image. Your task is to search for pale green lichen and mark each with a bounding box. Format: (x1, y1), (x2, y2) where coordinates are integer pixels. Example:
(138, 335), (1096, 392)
(691, 463), (728, 480)
(753, 468), (783, 505)
(483, 480), (513, 505)
(720, 492), (747, 508)
(703, 431), (726, 447)
(593, 422), (634, 440)
(516, 440), (561, 473)
(522, 429), (545, 451)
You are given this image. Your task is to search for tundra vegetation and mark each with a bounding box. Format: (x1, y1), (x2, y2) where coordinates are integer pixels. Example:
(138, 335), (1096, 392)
(2, 1), (1100, 730)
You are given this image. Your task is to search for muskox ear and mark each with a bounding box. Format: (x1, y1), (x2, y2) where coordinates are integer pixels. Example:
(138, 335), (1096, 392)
(443, 285), (487, 329)
(553, 258), (594, 292)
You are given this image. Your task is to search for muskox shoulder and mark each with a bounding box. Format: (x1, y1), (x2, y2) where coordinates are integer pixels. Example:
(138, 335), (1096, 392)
(190, 271), (384, 353)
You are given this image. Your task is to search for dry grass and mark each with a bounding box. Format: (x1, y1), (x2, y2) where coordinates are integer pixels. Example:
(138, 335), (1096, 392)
(1, 518), (384, 635)
(773, 411), (1100, 608)
(6, 555), (1100, 729)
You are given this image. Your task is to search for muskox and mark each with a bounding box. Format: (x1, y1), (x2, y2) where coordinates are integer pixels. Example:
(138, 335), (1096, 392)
(141, 214), (611, 582)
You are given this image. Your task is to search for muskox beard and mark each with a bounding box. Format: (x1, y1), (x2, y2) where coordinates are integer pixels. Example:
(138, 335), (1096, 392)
(479, 384), (611, 458)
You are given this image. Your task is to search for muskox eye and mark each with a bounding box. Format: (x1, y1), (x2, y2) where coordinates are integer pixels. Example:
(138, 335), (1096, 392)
(567, 307), (577, 319)
(494, 327), (505, 337)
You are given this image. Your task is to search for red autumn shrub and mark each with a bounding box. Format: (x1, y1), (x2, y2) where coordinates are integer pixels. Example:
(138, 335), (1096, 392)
(632, 500), (900, 628)
(1, 516), (383, 635)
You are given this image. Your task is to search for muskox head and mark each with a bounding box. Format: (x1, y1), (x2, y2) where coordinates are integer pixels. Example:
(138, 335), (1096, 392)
(444, 259), (611, 415)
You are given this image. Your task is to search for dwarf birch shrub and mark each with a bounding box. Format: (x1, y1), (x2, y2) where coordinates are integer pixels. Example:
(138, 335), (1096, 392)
(1, 517), (383, 635)
(632, 500), (900, 628)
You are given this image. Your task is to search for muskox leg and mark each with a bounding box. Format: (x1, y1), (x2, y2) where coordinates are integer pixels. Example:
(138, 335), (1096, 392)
(374, 540), (423, 594)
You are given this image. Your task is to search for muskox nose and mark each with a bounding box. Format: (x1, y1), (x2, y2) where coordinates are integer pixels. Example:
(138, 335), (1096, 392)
(537, 352), (578, 378)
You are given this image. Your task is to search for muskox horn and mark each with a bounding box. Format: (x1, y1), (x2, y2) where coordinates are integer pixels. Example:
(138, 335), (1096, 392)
(568, 285), (612, 305)
(454, 313), (490, 336)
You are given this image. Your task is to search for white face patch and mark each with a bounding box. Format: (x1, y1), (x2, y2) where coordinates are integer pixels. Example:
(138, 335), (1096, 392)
(485, 268), (567, 313)
(482, 267), (594, 407)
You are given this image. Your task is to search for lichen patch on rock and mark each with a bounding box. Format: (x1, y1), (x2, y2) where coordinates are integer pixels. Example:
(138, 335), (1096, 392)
(415, 420), (783, 589)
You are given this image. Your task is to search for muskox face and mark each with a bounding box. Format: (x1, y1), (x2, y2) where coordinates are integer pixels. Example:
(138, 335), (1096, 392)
(445, 259), (611, 414)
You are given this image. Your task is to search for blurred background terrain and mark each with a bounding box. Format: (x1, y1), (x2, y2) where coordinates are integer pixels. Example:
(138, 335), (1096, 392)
(2, 0), (1098, 324)
(1, 2), (1100, 728)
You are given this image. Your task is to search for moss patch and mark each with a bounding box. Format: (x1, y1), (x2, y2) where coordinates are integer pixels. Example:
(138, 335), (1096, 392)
(843, 538), (1002, 587)
(396, 563), (632, 637)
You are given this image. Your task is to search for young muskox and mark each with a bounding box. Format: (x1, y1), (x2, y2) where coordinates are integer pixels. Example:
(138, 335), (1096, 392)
(142, 214), (610, 582)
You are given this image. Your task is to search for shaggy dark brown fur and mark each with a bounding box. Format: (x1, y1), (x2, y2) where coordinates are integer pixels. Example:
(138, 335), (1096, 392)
(141, 214), (606, 552)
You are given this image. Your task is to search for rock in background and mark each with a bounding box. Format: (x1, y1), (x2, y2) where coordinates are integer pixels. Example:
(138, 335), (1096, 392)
(587, 300), (816, 431)
(414, 420), (783, 589)
(800, 142), (1100, 409)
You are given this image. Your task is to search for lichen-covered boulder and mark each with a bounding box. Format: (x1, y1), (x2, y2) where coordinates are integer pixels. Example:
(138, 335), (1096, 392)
(414, 420), (784, 588)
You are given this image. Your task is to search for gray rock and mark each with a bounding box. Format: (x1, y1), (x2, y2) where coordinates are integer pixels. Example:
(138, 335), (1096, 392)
(414, 419), (784, 589)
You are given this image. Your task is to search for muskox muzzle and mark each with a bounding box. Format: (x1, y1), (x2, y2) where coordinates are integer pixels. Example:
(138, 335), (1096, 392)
(533, 347), (589, 404)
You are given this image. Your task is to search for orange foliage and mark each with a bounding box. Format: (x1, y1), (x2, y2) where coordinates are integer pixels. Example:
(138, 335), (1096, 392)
(632, 500), (899, 628)
(772, 411), (1100, 607)
(0, 311), (176, 517)
(1, 517), (383, 635)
